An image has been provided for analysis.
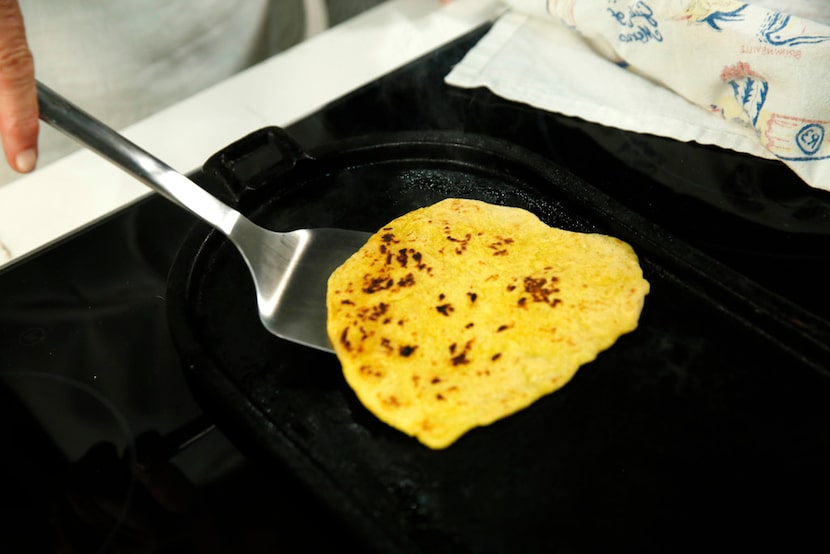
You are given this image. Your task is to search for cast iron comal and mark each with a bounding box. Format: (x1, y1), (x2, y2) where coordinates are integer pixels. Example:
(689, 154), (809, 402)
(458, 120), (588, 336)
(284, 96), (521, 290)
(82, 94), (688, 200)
(168, 127), (830, 554)
(36, 81), (370, 351)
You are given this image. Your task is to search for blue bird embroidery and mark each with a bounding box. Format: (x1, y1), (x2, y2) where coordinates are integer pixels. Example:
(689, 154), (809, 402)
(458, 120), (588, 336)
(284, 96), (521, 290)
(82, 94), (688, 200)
(760, 12), (830, 47)
(699, 4), (748, 31)
(675, 1), (748, 31)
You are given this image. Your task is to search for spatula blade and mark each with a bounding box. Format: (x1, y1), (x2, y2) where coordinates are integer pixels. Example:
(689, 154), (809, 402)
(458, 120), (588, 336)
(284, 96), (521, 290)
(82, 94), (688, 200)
(257, 228), (372, 352)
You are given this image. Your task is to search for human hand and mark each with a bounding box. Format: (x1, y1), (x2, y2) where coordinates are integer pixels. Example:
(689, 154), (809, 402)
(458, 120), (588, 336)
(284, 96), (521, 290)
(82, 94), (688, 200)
(0, 0), (38, 174)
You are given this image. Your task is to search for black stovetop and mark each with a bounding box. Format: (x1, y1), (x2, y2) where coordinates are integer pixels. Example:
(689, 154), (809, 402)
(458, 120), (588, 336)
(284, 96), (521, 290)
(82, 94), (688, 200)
(2, 24), (828, 553)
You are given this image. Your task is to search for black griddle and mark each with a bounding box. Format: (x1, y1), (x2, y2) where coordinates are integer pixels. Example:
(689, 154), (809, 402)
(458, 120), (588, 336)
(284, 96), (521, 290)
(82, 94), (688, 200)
(167, 122), (830, 553)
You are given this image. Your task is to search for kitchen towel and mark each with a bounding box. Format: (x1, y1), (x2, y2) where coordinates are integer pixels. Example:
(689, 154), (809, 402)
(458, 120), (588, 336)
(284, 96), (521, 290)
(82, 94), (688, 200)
(445, 0), (830, 192)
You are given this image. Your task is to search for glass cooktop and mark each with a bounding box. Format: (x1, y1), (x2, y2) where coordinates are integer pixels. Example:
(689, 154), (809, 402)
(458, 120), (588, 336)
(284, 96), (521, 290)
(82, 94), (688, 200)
(2, 24), (828, 553)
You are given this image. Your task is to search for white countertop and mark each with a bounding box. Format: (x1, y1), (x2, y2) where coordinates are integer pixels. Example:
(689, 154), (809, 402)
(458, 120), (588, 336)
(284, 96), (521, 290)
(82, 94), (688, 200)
(0, 0), (502, 270)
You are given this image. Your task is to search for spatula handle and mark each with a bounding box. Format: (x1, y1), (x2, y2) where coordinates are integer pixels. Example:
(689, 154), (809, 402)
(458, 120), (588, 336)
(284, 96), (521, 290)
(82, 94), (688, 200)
(36, 81), (244, 236)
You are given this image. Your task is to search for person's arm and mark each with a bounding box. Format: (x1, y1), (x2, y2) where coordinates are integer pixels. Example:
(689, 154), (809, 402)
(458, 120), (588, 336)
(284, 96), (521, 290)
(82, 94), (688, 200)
(0, 0), (38, 173)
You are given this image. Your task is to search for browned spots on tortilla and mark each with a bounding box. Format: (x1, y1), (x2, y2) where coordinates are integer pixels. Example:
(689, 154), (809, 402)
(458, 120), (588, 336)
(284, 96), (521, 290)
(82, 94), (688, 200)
(412, 251), (425, 270)
(446, 232), (472, 254)
(359, 365), (383, 378)
(357, 302), (389, 322)
(340, 328), (352, 351)
(399, 345), (417, 357)
(436, 303), (454, 316)
(363, 275), (394, 294)
(452, 353), (470, 365)
(387, 248), (428, 272)
(488, 235), (514, 256)
(356, 325), (372, 343)
(396, 248), (409, 267)
(523, 275), (562, 307)
(451, 340), (474, 366)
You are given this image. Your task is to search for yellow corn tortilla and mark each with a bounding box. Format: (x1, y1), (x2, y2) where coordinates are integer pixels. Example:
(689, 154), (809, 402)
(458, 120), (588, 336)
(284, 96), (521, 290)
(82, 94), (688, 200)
(326, 198), (649, 449)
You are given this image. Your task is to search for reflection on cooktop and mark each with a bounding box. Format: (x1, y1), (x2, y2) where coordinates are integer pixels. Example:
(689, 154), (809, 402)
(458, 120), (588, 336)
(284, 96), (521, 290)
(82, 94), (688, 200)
(0, 194), (362, 552)
(1, 382), (358, 552)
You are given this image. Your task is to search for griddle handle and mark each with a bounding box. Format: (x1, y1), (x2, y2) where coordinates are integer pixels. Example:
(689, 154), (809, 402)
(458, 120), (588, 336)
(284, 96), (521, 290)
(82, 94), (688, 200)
(202, 126), (313, 206)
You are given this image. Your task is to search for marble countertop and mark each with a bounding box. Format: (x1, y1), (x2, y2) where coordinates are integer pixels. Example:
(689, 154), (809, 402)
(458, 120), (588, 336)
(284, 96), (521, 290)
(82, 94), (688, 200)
(0, 0), (502, 270)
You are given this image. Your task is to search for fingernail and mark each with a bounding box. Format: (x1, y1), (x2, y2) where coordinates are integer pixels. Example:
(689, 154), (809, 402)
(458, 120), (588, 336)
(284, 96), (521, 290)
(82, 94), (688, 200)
(15, 149), (37, 173)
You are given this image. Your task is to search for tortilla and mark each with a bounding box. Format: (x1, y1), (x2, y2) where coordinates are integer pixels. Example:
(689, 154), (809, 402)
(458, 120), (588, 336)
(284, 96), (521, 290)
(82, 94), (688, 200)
(326, 198), (649, 449)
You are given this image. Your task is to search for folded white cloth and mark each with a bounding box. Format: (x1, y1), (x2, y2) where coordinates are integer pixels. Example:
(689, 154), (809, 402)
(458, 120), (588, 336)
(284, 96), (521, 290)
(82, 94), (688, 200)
(446, 0), (830, 192)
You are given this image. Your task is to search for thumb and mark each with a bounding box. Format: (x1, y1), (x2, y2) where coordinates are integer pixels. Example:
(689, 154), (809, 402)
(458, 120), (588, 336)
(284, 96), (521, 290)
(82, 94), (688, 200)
(0, 0), (38, 174)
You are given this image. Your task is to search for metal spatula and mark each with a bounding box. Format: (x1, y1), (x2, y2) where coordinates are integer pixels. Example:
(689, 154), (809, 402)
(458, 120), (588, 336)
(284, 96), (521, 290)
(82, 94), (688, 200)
(37, 81), (370, 352)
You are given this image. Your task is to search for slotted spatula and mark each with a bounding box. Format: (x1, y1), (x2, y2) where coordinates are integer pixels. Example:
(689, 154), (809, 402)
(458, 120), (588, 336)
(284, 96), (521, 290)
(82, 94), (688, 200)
(37, 81), (371, 352)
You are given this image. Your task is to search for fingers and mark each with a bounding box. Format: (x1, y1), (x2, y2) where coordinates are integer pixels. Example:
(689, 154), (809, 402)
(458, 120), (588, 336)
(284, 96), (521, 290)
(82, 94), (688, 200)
(0, 0), (38, 174)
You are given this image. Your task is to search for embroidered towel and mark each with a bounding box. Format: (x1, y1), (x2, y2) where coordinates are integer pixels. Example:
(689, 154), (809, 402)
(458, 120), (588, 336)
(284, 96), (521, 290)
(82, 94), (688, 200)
(445, 1), (830, 192)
